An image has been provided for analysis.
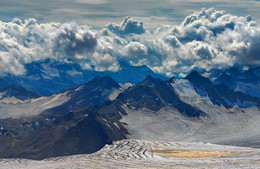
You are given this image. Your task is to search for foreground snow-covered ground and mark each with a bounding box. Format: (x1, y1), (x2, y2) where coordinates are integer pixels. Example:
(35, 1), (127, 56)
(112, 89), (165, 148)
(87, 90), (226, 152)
(1, 139), (260, 169)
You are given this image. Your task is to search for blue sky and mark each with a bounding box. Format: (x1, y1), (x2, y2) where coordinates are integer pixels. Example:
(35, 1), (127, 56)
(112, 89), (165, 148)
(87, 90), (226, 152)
(1, 0), (260, 29)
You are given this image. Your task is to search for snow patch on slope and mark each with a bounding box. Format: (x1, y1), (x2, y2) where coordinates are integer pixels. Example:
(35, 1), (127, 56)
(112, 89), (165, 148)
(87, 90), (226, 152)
(119, 82), (134, 90)
(109, 83), (134, 101)
(0, 96), (25, 104)
(109, 88), (124, 101)
(0, 92), (70, 119)
(0, 91), (7, 99)
(171, 79), (212, 104)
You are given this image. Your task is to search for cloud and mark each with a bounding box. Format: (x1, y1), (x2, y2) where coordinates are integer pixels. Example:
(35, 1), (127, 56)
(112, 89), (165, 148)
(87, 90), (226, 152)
(53, 22), (120, 72)
(135, 8), (260, 76)
(0, 8), (260, 77)
(53, 22), (98, 57)
(119, 41), (148, 66)
(74, 0), (107, 5)
(107, 16), (145, 35)
(120, 41), (147, 57)
(2, 0), (260, 32)
(0, 18), (55, 75)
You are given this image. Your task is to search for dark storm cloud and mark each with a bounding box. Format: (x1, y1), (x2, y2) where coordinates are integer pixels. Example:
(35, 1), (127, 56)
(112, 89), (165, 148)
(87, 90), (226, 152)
(53, 22), (98, 57)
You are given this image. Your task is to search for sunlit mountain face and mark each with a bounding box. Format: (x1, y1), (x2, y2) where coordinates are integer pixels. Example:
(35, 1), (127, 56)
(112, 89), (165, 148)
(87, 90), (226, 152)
(0, 2), (260, 168)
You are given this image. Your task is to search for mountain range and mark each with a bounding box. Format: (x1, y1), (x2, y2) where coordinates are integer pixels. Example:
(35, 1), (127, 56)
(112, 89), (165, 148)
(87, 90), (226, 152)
(0, 60), (167, 96)
(0, 68), (259, 160)
(205, 67), (260, 97)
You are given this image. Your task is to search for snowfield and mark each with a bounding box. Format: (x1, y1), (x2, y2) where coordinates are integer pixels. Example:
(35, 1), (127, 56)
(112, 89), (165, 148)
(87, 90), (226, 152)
(121, 79), (260, 147)
(0, 92), (70, 119)
(122, 102), (260, 147)
(0, 139), (260, 168)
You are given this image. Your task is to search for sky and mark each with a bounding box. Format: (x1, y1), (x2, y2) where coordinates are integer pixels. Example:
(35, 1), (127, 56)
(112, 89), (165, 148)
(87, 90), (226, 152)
(1, 0), (260, 29)
(0, 0), (260, 77)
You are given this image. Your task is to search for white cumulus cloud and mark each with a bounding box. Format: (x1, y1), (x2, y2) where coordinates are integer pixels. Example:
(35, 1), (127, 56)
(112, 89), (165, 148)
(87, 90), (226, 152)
(0, 8), (260, 77)
(134, 8), (260, 76)
(107, 16), (146, 35)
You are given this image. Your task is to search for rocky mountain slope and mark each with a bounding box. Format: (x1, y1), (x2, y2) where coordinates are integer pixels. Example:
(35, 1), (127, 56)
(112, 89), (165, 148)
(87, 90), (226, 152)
(0, 76), (129, 159)
(186, 70), (259, 108)
(0, 85), (39, 102)
(0, 72), (259, 160)
(0, 60), (166, 96)
(206, 67), (260, 97)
